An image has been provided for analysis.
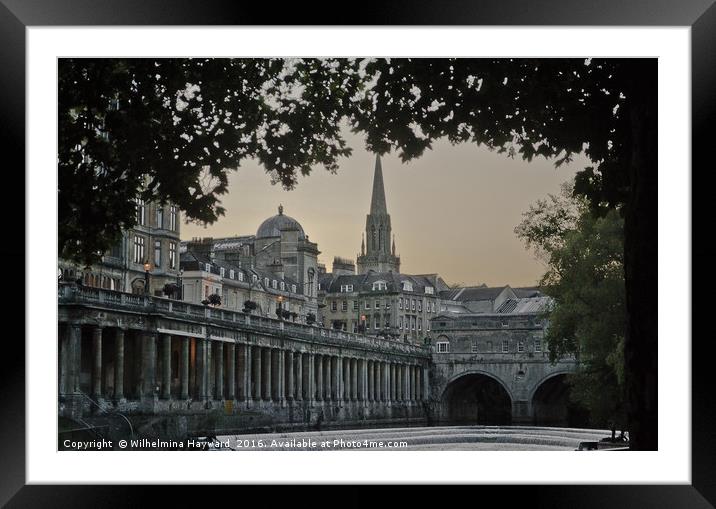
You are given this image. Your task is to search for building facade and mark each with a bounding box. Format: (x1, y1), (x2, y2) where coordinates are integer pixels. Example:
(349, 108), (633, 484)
(356, 155), (401, 274)
(179, 205), (320, 319)
(59, 198), (181, 297)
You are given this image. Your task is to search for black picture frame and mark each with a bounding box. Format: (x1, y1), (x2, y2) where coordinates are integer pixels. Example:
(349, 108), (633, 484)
(1, 0), (709, 505)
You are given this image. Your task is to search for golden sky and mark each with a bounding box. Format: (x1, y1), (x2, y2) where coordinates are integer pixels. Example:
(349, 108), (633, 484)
(182, 132), (588, 287)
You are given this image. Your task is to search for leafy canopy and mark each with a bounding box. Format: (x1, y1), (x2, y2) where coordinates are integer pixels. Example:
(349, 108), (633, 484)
(516, 182), (626, 428)
(60, 57), (637, 266)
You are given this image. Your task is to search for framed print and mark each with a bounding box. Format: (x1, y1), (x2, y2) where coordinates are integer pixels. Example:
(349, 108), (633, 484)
(0, 0), (710, 504)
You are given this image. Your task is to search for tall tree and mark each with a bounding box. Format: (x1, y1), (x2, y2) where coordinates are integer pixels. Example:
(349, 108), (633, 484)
(516, 183), (627, 430)
(59, 57), (657, 449)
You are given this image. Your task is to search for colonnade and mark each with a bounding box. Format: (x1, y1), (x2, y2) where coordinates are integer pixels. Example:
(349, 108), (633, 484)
(58, 324), (430, 406)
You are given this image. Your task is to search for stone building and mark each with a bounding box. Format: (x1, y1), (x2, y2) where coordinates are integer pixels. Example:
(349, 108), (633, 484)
(59, 197), (181, 297)
(179, 205), (320, 317)
(180, 250), (312, 320)
(319, 265), (448, 343)
(356, 155), (401, 274)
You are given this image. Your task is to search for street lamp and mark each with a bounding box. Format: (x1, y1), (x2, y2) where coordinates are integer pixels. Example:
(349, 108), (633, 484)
(143, 260), (151, 295)
(277, 295), (284, 319)
(177, 268), (184, 301)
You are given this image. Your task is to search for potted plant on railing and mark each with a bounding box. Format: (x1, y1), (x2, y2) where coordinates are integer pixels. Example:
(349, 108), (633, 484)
(242, 300), (257, 314)
(281, 309), (291, 320)
(163, 283), (179, 299)
(306, 312), (316, 325)
(207, 293), (222, 307)
(289, 311), (298, 322)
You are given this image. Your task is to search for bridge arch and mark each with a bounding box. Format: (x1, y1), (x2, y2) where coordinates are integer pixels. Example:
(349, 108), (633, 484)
(529, 370), (588, 427)
(440, 370), (513, 425)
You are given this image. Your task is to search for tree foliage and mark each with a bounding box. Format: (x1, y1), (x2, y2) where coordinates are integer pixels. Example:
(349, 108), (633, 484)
(516, 182), (626, 428)
(60, 57), (638, 266)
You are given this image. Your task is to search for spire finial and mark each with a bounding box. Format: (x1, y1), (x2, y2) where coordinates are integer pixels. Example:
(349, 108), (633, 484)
(392, 234), (396, 255)
(278, 204), (284, 215)
(369, 154), (388, 216)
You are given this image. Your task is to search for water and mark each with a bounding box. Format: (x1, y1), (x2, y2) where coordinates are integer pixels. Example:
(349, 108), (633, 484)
(214, 425), (614, 451)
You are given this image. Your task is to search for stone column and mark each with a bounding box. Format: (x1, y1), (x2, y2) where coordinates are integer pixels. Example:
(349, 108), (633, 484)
(141, 332), (157, 399)
(114, 329), (125, 400)
(287, 351), (295, 401)
(412, 365), (418, 402)
(343, 357), (350, 401)
(262, 347), (272, 401)
(295, 352), (303, 401)
(389, 363), (396, 401)
(252, 346), (262, 401)
(307, 353), (315, 404)
(351, 358), (358, 401)
(367, 361), (374, 402)
(91, 326), (103, 398)
(315, 354), (323, 402)
(415, 367), (421, 401)
(331, 356), (340, 401)
(422, 365), (430, 401)
(180, 337), (189, 399)
(196, 338), (206, 400)
(325, 355), (332, 402)
(237, 343), (247, 401)
(227, 342), (236, 400)
(161, 334), (171, 399)
(215, 341), (224, 400)
(374, 361), (380, 401)
(245, 344), (253, 406)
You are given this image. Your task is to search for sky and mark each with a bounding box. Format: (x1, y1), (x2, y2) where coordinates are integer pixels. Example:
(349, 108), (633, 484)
(182, 132), (588, 287)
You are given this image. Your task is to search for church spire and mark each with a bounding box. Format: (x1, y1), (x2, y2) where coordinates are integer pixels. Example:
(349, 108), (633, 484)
(369, 154), (388, 216)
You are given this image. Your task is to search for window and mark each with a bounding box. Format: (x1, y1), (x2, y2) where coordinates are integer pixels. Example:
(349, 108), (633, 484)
(365, 301), (370, 310)
(169, 205), (178, 231)
(340, 284), (354, 292)
(239, 272), (244, 282)
(427, 320), (431, 332)
(372, 281), (387, 291)
(411, 317), (416, 330)
(169, 242), (177, 269)
(398, 317), (403, 329)
(264, 277), (269, 287)
(399, 299), (403, 310)
(436, 342), (450, 353)
(206, 263), (211, 273)
(518, 341), (525, 353)
(374, 300), (379, 309)
(156, 206), (164, 229)
(342, 300), (348, 312)
(280, 282), (285, 291)
(292, 284), (296, 293)
(487, 341), (493, 352)
(432, 302), (436, 313)
(353, 300), (359, 311)
(252, 274), (258, 283)
(272, 280), (277, 289)
(331, 301), (337, 312)
(154, 240), (161, 267)
(386, 300), (391, 309)
(418, 318), (422, 330)
(385, 316), (391, 328)
(402, 281), (413, 292)
(411, 299), (416, 311)
(501, 319), (509, 327)
(418, 300), (422, 312)
(374, 316), (380, 329)
(229, 269), (235, 279)
(136, 198), (145, 226)
(502, 340), (509, 353)
(471, 340), (479, 353)
(220, 267), (225, 278)
(534, 339), (542, 353)
(425, 286), (434, 295)
(133, 235), (145, 263)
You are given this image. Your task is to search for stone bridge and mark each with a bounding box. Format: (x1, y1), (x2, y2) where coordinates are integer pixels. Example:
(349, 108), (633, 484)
(58, 284), (431, 443)
(428, 327), (579, 426)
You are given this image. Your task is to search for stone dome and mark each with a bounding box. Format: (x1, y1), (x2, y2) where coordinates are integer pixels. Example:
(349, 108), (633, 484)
(256, 205), (306, 239)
